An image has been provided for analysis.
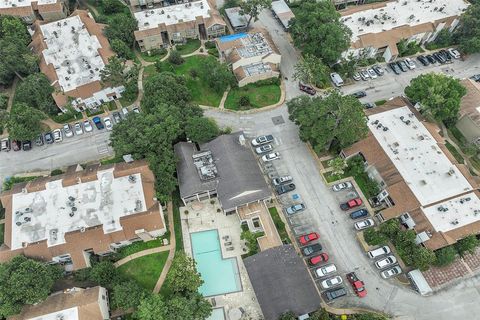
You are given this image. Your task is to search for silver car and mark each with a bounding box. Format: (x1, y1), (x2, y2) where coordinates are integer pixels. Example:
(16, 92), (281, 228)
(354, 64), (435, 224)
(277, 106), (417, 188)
(83, 120), (93, 132)
(74, 122), (84, 135)
(332, 181), (352, 192)
(375, 255), (397, 270)
(321, 276), (343, 289)
(104, 117), (113, 131)
(381, 266), (402, 279)
(63, 124), (74, 138)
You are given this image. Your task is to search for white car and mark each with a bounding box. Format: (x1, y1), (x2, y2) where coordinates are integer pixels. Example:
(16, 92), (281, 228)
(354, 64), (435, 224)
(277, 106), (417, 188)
(381, 266), (402, 279)
(367, 245), (391, 259)
(83, 120), (93, 132)
(315, 263), (337, 278)
(52, 129), (63, 142)
(367, 68), (377, 79)
(321, 276), (343, 289)
(74, 122), (84, 135)
(354, 218), (374, 231)
(252, 135), (274, 146)
(104, 117), (113, 131)
(375, 255), (397, 270)
(448, 48), (461, 59)
(262, 152), (280, 162)
(63, 124), (74, 138)
(332, 181), (352, 192)
(405, 57), (416, 69)
(272, 175), (293, 186)
(255, 144), (273, 155)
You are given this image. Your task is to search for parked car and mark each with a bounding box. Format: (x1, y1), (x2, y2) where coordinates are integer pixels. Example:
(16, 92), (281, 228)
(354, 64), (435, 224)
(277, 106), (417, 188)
(252, 135), (274, 146)
(255, 144), (273, 154)
(426, 54), (436, 64)
(352, 90), (367, 98)
(439, 49), (452, 63)
(404, 58), (416, 69)
(22, 140), (32, 151)
(83, 120), (93, 132)
(121, 107), (129, 117)
(375, 255), (397, 269)
(350, 209), (368, 220)
(309, 253), (329, 266)
(332, 181), (352, 192)
(366, 68), (377, 79)
(285, 203), (306, 215)
(299, 82), (316, 95)
(448, 48), (461, 59)
(132, 106), (140, 113)
(315, 263), (337, 278)
(388, 62), (401, 75)
(330, 72), (344, 87)
(92, 116), (104, 130)
(354, 218), (374, 230)
(112, 111), (122, 123)
(346, 272), (367, 297)
(104, 117), (113, 131)
(35, 135), (44, 146)
(396, 60), (408, 72)
(363, 102), (375, 109)
(275, 183), (296, 195)
(352, 73), (361, 81)
(433, 52), (446, 64)
(367, 245), (391, 259)
(74, 122), (84, 135)
(471, 74), (480, 82)
(262, 152), (280, 162)
(323, 286), (347, 302)
(298, 232), (319, 245)
(272, 175), (293, 186)
(1, 138), (11, 151)
(63, 124), (74, 138)
(372, 65), (384, 76)
(321, 276), (343, 289)
(359, 70), (370, 81)
(417, 55), (430, 66)
(381, 266), (402, 279)
(340, 198), (362, 210)
(302, 243), (322, 256)
(52, 129), (63, 142)
(12, 140), (21, 151)
(44, 132), (54, 144)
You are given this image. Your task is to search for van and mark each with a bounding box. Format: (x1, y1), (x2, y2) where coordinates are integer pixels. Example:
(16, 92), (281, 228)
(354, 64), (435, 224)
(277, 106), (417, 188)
(330, 72), (344, 87)
(367, 245), (391, 259)
(407, 269), (433, 296)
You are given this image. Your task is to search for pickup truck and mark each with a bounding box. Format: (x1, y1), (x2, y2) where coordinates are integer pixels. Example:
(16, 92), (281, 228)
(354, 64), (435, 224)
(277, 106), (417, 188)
(275, 183), (296, 195)
(346, 272), (367, 298)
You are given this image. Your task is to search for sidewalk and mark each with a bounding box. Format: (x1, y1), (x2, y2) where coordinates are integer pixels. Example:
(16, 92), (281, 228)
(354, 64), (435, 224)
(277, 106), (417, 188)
(153, 201), (176, 293)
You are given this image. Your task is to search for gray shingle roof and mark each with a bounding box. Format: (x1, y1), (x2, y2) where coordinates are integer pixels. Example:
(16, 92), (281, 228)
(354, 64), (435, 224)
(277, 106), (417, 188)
(244, 245), (321, 320)
(174, 132), (271, 211)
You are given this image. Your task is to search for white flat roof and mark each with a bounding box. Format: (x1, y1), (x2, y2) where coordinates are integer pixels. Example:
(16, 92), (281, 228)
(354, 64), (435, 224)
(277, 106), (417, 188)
(10, 169), (146, 250)
(423, 192), (480, 233)
(28, 307), (78, 320)
(135, 0), (210, 31)
(368, 106), (473, 206)
(0, 0), (56, 9)
(341, 0), (469, 42)
(40, 15), (105, 92)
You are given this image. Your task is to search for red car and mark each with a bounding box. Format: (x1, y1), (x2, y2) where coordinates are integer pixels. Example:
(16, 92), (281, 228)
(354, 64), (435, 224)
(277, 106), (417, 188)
(298, 232), (319, 245)
(309, 253), (329, 266)
(299, 82), (316, 95)
(340, 198), (363, 211)
(346, 272), (367, 298)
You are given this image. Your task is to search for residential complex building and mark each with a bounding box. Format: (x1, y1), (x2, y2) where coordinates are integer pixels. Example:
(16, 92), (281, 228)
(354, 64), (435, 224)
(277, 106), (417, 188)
(342, 97), (480, 250)
(0, 160), (166, 271)
(340, 0), (469, 62)
(30, 10), (125, 112)
(0, 0), (68, 24)
(456, 79), (480, 144)
(9, 286), (109, 320)
(133, 0), (226, 51)
(216, 31), (281, 87)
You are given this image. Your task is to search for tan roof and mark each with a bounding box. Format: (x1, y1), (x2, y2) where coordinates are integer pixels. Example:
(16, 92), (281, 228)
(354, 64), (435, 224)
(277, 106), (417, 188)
(459, 79), (480, 125)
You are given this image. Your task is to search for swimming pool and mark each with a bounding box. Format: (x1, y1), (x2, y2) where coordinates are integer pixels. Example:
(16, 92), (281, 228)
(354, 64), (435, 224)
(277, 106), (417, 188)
(190, 229), (242, 297)
(207, 308), (226, 320)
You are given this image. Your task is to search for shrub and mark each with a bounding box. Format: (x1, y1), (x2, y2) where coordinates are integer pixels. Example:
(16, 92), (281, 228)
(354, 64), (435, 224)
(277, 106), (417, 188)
(0, 94), (8, 110)
(363, 228), (388, 246)
(434, 246), (457, 267)
(455, 235), (480, 256)
(208, 48), (219, 57)
(168, 50), (184, 65)
(149, 48), (167, 57)
(239, 95), (250, 107)
(50, 169), (64, 176)
(189, 68), (198, 78)
(204, 41), (216, 49)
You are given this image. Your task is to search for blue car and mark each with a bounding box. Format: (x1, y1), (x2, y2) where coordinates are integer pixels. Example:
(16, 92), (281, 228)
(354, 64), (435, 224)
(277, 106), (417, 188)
(92, 116), (104, 130)
(350, 209), (368, 220)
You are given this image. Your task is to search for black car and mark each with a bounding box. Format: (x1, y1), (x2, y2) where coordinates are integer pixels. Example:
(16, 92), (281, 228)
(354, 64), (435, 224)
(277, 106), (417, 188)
(417, 55), (430, 66)
(362, 102), (375, 109)
(302, 243), (323, 256)
(396, 60), (408, 72)
(470, 74), (480, 82)
(22, 140), (32, 151)
(275, 183), (296, 195)
(350, 209), (369, 219)
(389, 62), (401, 75)
(440, 49), (452, 62)
(426, 54), (436, 64)
(44, 132), (54, 144)
(35, 134), (44, 146)
(323, 286), (347, 302)
(433, 52), (446, 64)
(351, 90), (367, 98)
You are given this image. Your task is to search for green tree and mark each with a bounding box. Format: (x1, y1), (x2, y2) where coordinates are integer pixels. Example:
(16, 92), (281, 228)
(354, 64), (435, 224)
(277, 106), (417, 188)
(327, 156), (347, 176)
(101, 56), (127, 87)
(0, 256), (61, 317)
(279, 311), (297, 320)
(293, 54), (330, 88)
(0, 94), (8, 110)
(110, 38), (134, 59)
(112, 280), (149, 311)
(165, 293), (212, 320)
(290, 0), (352, 65)
(185, 117), (220, 143)
(241, 230), (263, 254)
(434, 246), (457, 267)
(431, 29), (454, 48)
(6, 104), (46, 141)
(0, 16), (30, 46)
(411, 246), (436, 271)
(89, 261), (121, 288)
(455, 234), (480, 256)
(239, 0), (272, 28)
(135, 294), (166, 320)
(142, 72), (191, 113)
(198, 58), (235, 93)
(15, 73), (56, 115)
(352, 313), (390, 320)
(363, 228), (388, 246)
(164, 253), (203, 296)
(168, 49), (185, 65)
(378, 219), (401, 239)
(310, 308), (331, 320)
(455, 3), (480, 54)
(287, 91), (368, 152)
(104, 13), (137, 46)
(102, 0), (124, 14)
(405, 73), (466, 124)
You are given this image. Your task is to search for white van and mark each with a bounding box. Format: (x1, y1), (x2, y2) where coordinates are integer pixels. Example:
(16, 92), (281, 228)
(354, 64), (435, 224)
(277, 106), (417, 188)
(330, 72), (344, 87)
(407, 269), (433, 296)
(367, 245), (391, 259)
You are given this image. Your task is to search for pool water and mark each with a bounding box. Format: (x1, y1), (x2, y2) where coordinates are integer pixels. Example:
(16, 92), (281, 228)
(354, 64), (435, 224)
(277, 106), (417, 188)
(207, 308), (226, 320)
(191, 229), (242, 297)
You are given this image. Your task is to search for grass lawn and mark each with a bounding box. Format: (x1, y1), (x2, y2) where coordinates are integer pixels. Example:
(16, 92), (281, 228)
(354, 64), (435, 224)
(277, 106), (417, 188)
(224, 82), (281, 110)
(268, 207), (290, 244)
(445, 141), (464, 164)
(143, 64), (158, 79)
(106, 101), (117, 111)
(175, 39), (201, 55)
(138, 49), (167, 63)
(86, 0), (130, 21)
(323, 171), (341, 183)
(118, 251), (169, 291)
(116, 239), (163, 259)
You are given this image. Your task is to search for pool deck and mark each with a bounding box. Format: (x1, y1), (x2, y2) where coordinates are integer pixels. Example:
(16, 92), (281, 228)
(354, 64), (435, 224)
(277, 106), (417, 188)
(180, 198), (263, 320)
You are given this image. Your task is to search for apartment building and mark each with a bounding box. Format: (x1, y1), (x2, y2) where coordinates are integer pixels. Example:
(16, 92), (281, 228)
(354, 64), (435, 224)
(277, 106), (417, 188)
(30, 10), (125, 112)
(215, 31), (281, 87)
(9, 287), (109, 320)
(340, 0), (469, 62)
(133, 0), (226, 51)
(0, 160), (166, 271)
(342, 97), (480, 251)
(0, 0), (68, 24)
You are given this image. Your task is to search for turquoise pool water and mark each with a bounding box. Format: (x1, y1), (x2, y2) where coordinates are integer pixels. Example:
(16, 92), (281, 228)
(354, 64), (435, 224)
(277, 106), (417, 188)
(207, 308), (226, 320)
(191, 229), (242, 297)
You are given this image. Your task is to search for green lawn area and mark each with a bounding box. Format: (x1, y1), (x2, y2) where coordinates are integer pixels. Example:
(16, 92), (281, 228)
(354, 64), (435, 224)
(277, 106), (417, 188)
(118, 251), (169, 291)
(116, 239), (163, 259)
(175, 39), (201, 55)
(86, 0), (130, 22)
(138, 48), (167, 63)
(0, 224), (4, 245)
(445, 141), (464, 164)
(268, 207), (290, 244)
(143, 64), (158, 79)
(224, 81), (281, 110)
(323, 172), (340, 183)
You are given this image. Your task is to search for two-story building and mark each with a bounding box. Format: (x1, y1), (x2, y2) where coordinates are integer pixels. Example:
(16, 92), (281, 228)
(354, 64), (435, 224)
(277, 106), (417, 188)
(0, 0), (68, 24)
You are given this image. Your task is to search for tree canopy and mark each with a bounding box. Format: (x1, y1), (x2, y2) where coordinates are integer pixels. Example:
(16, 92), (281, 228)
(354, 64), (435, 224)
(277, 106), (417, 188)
(185, 117), (220, 144)
(404, 73), (467, 124)
(104, 13), (137, 47)
(293, 54), (330, 88)
(112, 280), (149, 311)
(164, 252), (204, 296)
(287, 91), (368, 152)
(198, 58), (236, 94)
(239, 0), (272, 28)
(6, 104), (46, 141)
(290, 0), (351, 65)
(15, 73), (57, 115)
(455, 2), (480, 54)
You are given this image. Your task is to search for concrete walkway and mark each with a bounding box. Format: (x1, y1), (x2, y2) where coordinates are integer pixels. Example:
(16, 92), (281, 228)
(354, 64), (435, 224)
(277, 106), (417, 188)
(218, 88), (230, 109)
(153, 201), (176, 293)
